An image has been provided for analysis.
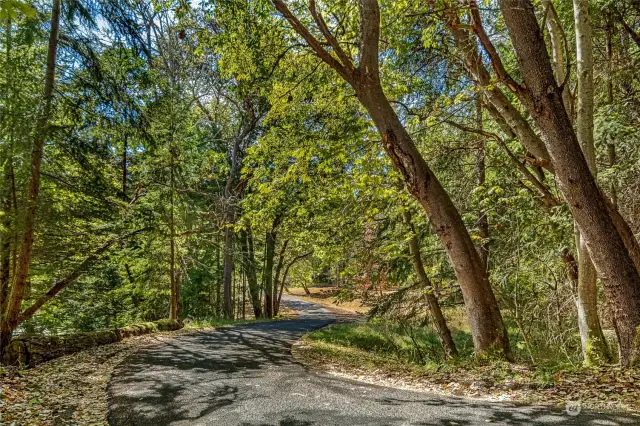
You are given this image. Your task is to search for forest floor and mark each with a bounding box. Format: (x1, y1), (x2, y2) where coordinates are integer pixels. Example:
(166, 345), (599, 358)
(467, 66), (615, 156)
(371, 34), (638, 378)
(0, 327), (211, 425)
(293, 323), (640, 415)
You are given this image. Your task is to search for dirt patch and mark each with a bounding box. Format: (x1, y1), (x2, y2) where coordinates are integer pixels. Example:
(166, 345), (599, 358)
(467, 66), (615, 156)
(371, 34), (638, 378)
(287, 287), (372, 315)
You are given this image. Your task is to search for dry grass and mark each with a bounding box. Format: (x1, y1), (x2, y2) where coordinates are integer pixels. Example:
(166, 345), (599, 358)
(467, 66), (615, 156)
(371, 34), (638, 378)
(286, 287), (372, 315)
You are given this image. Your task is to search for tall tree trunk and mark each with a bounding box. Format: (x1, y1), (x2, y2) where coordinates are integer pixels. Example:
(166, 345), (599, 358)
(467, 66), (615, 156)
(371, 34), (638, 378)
(0, 0), (61, 355)
(0, 16), (13, 318)
(263, 229), (276, 318)
(122, 133), (128, 197)
(605, 10), (617, 208)
(272, 239), (288, 314)
(272, 0), (511, 359)
(240, 227), (262, 318)
(242, 265), (246, 320)
(404, 210), (458, 358)
(355, 83), (510, 359)
(215, 240), (222, 316)
(222, 217), (235, 319)
(222, 123), (245, 319)
(475, 96), (489, 269)
(572, 0), (610, 365)
(499, 0), (640, 367)
(169, 149), (178, 320)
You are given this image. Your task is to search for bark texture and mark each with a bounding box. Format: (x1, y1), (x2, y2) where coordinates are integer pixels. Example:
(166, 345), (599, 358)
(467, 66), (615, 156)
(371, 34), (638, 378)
(263, 230), (276, 318)
(240, 228), (262, 318)
(222, 129), (244, 319)
(272, 240), (288, 315)
(222, 222), (235, 319)
(499, 0), (640, 367)
(572, 0), (610, 365)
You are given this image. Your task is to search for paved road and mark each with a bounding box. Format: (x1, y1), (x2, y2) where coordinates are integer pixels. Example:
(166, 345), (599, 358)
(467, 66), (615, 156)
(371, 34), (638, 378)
(108, 296), (638, 425)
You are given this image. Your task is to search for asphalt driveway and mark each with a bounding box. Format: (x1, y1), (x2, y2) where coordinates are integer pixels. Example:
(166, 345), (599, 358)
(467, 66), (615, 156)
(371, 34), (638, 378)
(107, 296), (638, 425)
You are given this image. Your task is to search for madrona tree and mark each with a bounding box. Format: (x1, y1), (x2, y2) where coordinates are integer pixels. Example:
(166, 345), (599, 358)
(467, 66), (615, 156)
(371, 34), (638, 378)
(271, 0), (511, 359)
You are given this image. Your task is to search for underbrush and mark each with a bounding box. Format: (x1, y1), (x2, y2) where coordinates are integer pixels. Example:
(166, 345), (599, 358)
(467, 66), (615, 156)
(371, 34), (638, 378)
(303, 321), (578, 385)
(186, 318), (259, 328)
(298, 321), (640, 412)
(306, 322), (475, 368)
(185, 309), (296, 329)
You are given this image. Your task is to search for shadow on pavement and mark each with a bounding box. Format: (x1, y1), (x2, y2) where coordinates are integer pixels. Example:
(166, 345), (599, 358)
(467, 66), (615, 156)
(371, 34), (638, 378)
(108, 300), (639, 426)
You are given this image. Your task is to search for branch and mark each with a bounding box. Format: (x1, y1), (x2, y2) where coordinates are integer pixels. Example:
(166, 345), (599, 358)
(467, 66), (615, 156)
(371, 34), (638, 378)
(196, 98), (215, 122)
(444, 120), (560, 207)
(357, 0), (381, 78)
(542, 1), (572, 97)
(616, 11), (640, 48)
(18, 228), (152, 324)
(482, 99), (517, 139)
(272, 0), (353, 82)
(467, 0), (524, 94)
(308, 0), (355, 71)
(549, 3), (572, 91)
(276, 251), (314, 309)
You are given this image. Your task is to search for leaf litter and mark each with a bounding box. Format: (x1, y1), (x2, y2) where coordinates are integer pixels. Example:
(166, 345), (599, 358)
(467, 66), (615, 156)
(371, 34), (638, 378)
(292, 340), (640, 415)
(0, 327), (214, 425)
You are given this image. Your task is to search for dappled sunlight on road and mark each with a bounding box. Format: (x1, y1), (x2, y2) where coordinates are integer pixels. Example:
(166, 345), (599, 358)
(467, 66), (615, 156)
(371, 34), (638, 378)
(108, 297), (638, 426)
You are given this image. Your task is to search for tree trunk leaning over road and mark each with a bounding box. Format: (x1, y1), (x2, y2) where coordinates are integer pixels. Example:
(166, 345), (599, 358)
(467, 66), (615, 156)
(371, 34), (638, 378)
(272, 0), (511, 360)
(499, 0), (640, 367)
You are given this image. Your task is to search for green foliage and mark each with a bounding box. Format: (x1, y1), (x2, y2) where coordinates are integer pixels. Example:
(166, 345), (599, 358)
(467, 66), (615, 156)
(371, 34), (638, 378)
(2, 0), (640, 375)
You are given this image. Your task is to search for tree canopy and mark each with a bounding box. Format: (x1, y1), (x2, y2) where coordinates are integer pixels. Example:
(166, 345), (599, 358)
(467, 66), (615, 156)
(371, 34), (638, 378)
(2, 0), (640, 369)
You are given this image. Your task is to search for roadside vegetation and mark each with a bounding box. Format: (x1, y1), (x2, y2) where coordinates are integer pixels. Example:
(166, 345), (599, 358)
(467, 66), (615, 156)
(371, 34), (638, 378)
(296, 320), (640, 412)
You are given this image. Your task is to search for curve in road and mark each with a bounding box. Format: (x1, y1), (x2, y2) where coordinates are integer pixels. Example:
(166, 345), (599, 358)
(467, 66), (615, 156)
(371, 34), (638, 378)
(108, 296), (638, 426)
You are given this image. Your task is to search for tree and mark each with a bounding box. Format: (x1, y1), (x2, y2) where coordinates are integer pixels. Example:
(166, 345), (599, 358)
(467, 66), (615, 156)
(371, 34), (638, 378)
(572, 0), (610, 364)
(0, 0), (61, 355)
(498, 0), (640, 367)
(271, 0), (511, 358)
